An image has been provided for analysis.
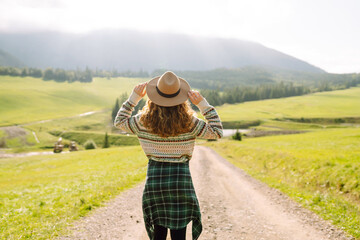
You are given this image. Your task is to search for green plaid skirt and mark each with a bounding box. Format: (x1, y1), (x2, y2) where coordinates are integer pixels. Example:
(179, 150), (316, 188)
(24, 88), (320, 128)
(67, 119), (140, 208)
(142, 160), (202, 240)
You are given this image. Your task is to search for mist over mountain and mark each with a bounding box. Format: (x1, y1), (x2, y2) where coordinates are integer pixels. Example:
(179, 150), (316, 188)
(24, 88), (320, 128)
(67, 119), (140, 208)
(0, 48), (25, 67)
(0, 30), (325, 73)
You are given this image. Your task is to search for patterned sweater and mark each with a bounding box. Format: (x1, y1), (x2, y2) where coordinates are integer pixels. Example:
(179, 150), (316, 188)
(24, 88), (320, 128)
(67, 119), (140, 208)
(114, 92), (223, 163)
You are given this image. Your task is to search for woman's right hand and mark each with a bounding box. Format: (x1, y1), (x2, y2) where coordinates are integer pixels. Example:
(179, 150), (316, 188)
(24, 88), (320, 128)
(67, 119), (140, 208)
(133, 82), (147, 98)
(188, 90), (204, 105)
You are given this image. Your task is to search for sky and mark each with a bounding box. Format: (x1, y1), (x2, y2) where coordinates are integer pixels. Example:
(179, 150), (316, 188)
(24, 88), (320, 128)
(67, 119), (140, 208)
(0, 0), (359, 73)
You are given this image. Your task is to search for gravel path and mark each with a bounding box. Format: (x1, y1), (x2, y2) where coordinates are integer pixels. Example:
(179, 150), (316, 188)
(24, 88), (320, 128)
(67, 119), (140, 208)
(59, 145), (353, 240)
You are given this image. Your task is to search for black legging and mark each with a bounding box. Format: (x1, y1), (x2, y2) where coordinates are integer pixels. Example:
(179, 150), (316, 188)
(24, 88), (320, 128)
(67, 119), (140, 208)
(154, 224), (186, 240)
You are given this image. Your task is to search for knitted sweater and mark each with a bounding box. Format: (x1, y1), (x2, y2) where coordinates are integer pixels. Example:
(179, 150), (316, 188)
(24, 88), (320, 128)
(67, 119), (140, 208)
(114, 92), (223, 163)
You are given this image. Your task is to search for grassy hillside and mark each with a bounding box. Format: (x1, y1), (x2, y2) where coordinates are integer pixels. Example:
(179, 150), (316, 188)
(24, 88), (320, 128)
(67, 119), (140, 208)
(0, 76), (144, 126)
(2, 76), (359, 126)
(206, 128), (360, 238)
(49, 130), (139, 147)
(1, 108), (141, 153)
(0, 146), (147, 239)
(0, 126), (37, 149)
(217, 87), (360, 122)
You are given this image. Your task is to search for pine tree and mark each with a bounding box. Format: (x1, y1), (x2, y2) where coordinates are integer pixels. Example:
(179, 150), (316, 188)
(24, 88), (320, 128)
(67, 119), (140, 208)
(112, 98), (120, 121)
(103, 132), (110, 148)
(112, 93), (129, 122)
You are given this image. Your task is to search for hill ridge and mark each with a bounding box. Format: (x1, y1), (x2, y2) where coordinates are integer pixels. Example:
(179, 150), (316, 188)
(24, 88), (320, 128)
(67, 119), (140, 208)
(0, 48), (25, 67)
(0, 30), (324, 73)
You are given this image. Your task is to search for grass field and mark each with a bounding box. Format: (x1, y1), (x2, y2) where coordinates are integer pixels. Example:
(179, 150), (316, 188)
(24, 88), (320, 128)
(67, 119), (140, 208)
(0, 146), (147, 239)
(2, 75), (360, 239)
(0, 76), (144, 126)
(9, 110), (115, 152)
(0, 127), (38, 149)
(1, 109), (141, 153)
(49, 130), (140, 147)
(217, 87), (360, 121)
(2, 76), (359, 126)
(206, 128), (360, 238)
(24, 110), (112, 133)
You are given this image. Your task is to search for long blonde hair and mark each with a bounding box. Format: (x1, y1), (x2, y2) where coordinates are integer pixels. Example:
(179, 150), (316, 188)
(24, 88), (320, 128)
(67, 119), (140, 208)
(139, 99), (195, 138)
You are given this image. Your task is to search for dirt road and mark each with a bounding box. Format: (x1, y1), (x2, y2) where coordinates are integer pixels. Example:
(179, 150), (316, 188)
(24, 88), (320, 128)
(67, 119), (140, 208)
(59, 146), (352, 240)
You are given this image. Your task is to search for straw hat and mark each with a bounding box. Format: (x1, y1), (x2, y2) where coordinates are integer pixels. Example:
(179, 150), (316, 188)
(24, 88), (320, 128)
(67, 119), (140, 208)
(146, 71), (190, 107)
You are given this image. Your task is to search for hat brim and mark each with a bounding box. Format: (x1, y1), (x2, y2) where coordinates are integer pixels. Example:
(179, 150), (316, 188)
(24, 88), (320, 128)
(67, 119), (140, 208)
(146, 76), (191, 107)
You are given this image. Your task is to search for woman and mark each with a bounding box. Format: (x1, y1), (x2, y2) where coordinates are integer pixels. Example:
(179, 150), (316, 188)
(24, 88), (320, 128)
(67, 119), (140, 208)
(114, 71), (223, 240)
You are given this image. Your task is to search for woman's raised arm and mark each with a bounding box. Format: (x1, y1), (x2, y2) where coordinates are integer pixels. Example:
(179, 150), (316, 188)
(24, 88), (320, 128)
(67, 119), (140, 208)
(188, 90), (223, 139)
(113, 82), (147, 134)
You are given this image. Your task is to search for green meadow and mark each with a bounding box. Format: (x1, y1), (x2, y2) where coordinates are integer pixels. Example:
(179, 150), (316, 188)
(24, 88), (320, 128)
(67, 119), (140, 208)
(1, 75), (360, 239)
(0, 146), (147, 239)
(2, 75), (359, 126)
(203, 85), (360, 239)
(49, 130), (139, 147)
(0, 76), (144, 126)
(217, 87), (360, 121)
(206, 127), (360, 238)
(0, 108), (141, 153)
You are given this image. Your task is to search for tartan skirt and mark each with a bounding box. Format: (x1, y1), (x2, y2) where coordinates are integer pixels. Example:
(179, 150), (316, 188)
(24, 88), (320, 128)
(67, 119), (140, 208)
(142, 160), (202, 240)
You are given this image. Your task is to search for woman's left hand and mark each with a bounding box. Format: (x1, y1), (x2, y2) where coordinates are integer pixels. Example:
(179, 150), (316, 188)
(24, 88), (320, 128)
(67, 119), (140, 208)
(188, 90), (204, 105)
(133, 82), (147, 98)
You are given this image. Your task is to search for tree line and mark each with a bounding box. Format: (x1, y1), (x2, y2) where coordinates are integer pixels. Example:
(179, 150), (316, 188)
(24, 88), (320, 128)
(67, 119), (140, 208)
(2, 65), (359, 90)
(199, 76), (360, 107)
(153, 67), (360, 90)
(111, 79), (360, 114)
(94, 68), (149, 79)
(199, 82), (311, 106)
(0, 66), (154, 82)
(110, 83), (312, 119)
(0, 66), (93, 83)
(109, 78), (360, 123)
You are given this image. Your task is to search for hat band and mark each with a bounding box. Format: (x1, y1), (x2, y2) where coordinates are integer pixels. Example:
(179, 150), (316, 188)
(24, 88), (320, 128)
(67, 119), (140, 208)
(156, 86), (181, 98)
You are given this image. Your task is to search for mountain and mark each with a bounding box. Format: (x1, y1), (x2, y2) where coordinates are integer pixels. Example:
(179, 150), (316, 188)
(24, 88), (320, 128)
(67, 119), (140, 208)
(0, 30), (325, 73)
(0, 48), (25, 67)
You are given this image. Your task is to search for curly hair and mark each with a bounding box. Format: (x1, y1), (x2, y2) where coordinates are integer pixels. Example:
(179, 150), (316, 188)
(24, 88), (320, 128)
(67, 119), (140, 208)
(139, 99), (195, 138)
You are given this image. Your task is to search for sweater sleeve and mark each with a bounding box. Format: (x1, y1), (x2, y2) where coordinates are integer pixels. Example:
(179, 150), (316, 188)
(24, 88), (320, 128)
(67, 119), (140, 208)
(113, 91), (142, 134)
(192, 98), (223, 139)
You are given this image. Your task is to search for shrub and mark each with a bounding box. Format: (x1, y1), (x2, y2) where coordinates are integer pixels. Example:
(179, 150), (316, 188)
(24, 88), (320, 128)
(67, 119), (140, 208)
(232, 130), (242, 141)
(84, 139), (97, 150)
(207, 139), (217, 142)
(0, 139), (6, 148)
